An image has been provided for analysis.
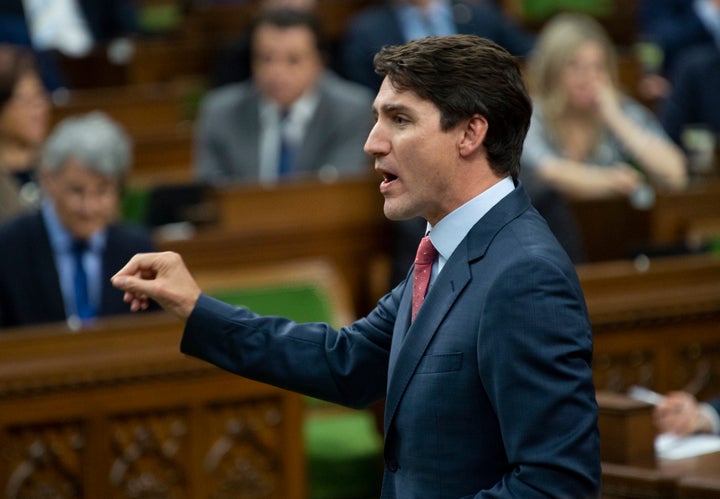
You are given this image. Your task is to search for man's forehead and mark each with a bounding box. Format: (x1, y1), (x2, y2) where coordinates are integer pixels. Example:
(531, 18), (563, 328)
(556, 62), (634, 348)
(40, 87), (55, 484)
(372, 80), (427, 111)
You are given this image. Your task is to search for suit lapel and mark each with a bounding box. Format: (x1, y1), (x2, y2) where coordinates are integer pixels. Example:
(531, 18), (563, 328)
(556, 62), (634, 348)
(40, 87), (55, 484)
(232, 90), (261, 177)
(31, 214), (67, 320)
(384, 247), (472, 436)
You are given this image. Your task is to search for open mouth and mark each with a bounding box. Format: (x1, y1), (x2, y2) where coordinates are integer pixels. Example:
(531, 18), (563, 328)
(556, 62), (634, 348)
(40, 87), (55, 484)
(382, 172), (398, 183)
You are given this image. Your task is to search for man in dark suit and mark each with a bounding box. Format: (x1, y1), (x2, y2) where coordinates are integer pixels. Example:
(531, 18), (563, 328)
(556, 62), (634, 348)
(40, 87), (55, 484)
(0, 112), (155, 329)
(113, 35), (600, 497)
(660, 44), (720, 147)
(340, 0), (534, 91)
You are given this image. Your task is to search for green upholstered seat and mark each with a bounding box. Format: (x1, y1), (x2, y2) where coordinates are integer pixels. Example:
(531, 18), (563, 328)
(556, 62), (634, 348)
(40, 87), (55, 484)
(211, 283), (334, 325)
(304, 410), (383, 499)
(121, 187), (151, 226)
(201, 261), (383, 499)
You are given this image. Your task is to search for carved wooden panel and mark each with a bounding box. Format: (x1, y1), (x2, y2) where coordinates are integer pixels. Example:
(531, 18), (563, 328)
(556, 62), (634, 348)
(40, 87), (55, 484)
(3, 421), (85, 499)
(0, 313), (306, 499)
(203, 397), (287, 499)
(593, 347), (657, 394)
(109, 410), (189, 499)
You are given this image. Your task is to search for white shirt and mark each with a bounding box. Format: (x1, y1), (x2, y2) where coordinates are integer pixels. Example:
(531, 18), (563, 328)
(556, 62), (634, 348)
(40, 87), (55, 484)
(23, 0), (93, 56)
(694, 0), (720, 49)
(258, 90), (320, 185)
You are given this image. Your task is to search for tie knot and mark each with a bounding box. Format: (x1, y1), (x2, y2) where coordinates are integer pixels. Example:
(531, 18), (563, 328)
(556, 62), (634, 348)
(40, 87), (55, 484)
(414, 236), (437, 265)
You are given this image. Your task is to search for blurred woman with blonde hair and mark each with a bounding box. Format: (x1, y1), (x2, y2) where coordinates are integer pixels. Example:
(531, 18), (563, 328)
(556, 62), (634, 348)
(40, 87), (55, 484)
(520, 13), (687, 261)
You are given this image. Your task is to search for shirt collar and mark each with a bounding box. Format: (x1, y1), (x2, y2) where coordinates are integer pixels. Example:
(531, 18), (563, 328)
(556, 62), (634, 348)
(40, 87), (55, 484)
(428, 176), (515, 266)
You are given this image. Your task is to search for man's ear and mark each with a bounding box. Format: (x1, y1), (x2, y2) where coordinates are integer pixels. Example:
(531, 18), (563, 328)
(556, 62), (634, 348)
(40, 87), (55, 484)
(458, 114), (488, 158)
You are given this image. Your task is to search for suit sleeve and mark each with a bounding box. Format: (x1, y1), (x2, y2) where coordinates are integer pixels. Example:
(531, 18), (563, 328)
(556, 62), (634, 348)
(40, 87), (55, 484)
(180, 289), (399, 408)
(474, 255), (600, 497)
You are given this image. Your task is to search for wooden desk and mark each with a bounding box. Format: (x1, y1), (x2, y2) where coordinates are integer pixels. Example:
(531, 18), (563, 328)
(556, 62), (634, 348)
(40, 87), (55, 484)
(578, 254), (720, 400)
(0, 313), (305, 499)
(650, 177), (720, 247)
(597, 391), (656, 467)
(570, 177), (720, 262)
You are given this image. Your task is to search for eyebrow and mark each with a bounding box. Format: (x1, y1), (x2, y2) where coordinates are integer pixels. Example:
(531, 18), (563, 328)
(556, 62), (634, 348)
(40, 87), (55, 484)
(372, 102), (414, 118)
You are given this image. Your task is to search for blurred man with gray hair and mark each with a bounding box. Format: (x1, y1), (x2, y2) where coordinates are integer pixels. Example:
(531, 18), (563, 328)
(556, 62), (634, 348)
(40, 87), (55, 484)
(0, 111), (156, 329)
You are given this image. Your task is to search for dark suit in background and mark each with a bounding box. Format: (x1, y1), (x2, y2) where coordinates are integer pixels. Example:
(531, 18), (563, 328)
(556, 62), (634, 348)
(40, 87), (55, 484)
(0, 211), (155, 328)
(639, 0), (717, 77)
(340, 0), (534, 91)
(660, 44), (720, 145)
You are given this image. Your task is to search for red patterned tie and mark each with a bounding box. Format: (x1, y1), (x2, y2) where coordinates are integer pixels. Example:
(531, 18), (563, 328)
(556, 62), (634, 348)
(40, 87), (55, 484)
(411, 235), (437, 322)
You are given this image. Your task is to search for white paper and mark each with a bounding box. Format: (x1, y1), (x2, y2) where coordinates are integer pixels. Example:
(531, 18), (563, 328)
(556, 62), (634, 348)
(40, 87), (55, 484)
(655, 433), (720, 460)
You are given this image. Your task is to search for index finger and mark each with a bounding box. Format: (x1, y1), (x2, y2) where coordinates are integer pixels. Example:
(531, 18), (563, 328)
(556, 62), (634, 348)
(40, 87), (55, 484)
(112, 252), (161, 280)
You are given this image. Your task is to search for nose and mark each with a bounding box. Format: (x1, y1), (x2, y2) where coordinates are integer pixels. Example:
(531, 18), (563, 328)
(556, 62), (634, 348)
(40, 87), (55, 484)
(363, 121), (389, 158)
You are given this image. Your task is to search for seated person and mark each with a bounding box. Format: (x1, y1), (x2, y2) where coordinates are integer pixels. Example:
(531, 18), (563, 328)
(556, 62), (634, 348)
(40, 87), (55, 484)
(520, 13), (687, 262)
(340, 0), (534, 91)
(0, 111), (156, 329)
(0, 44), (50, 221)
(194, 8), (374, 186)
(654, 391), (720, 436)
(639, 0), (720, 78)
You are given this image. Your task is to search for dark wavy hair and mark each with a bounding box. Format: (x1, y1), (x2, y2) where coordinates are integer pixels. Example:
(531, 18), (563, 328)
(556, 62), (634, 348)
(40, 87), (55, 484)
(373, 35), (532, 179)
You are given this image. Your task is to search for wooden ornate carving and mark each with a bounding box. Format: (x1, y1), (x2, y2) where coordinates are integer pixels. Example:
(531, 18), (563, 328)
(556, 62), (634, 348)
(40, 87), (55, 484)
(593, 349), (657, 394)
(204, 397), (285, 499)
(676, 342), (720, 400)
(4, 422), (84, 499)
(109, 411), (189, 498)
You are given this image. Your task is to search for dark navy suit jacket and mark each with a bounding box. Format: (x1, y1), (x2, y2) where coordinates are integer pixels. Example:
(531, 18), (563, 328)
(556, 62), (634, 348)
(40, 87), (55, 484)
(340, 0), (534, 91)
(660, 44), (720, 145)
(0, 210), (155, 328)
(180, 182), (601, 497)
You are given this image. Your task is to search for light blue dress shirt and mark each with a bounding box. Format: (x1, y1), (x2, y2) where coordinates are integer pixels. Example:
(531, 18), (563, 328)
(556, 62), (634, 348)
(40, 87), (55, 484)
(426, 176), (515, 285)
(396, 0), (456, 42)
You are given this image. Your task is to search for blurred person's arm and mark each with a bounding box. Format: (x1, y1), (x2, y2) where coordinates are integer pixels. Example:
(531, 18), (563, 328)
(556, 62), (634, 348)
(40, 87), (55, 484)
(534, 157), (641, 200)
(596, 83), (688, 190)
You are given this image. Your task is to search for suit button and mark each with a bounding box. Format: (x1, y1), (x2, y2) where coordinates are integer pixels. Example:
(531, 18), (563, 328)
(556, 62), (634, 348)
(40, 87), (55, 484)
(386, 459), (399, 472)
